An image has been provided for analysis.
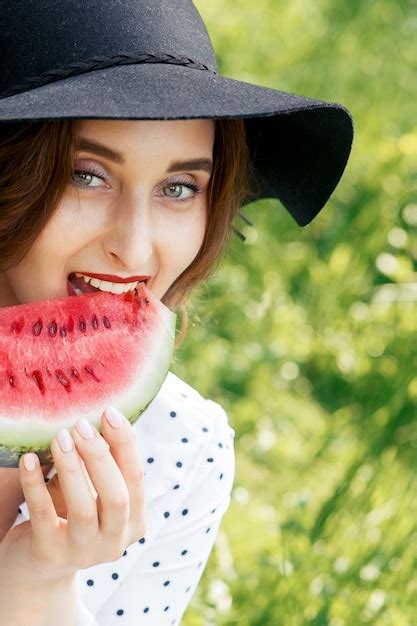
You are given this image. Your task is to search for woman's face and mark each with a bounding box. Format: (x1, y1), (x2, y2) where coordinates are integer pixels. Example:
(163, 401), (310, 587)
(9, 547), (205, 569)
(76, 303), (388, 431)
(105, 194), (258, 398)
(0, 119), (215, 307)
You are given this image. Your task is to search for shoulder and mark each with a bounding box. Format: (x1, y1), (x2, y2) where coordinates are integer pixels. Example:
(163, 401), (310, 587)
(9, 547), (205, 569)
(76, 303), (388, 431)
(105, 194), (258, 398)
(132, 370), (236, 518)
(137, 370), (235, 451)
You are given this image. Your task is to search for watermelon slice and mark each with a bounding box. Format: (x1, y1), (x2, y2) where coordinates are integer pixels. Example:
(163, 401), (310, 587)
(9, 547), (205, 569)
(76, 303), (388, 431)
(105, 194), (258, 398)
(0, 283), (176, 467)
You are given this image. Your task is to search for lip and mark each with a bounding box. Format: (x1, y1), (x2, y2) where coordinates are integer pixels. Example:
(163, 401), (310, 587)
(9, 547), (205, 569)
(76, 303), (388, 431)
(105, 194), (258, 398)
(70, 272), (150, 284)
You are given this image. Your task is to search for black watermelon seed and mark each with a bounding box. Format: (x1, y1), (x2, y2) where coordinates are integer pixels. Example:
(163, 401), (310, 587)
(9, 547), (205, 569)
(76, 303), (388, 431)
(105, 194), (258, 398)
(48, 322), (57, 337)
(59, 326), (67, 337)
(11, 317), (24, 334)
(33, 320), (43, 336)
(32, 370), (45, 394)
(91, 314), (99, 330)
(103, 316), (111, 329)
(84, 365), (99, 382)
(78, 318), (86, 332)
(55, 369), (71, 391)
(71, 368), (81, 381)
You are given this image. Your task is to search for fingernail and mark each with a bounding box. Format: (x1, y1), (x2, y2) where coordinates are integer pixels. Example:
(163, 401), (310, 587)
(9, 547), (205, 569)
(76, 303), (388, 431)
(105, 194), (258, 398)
(76, 417), (95, 439)
(57, 428), (74, 452)
(105, 406), (123, 429)
(23, 453), (36, 471)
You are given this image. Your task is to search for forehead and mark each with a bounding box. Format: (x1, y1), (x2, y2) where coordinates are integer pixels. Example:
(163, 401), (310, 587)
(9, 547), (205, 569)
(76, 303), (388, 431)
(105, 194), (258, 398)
(75, 119), (215, 157)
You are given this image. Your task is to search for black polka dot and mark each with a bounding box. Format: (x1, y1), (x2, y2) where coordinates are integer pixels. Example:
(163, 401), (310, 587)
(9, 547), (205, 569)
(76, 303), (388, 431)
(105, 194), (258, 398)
(173, 484), (180, 490)
(170, 411), (177, 417)
(182, 508), (188, 516)
(147, 457), (154, 463)
(176, 461), (183, 468)
(87, 579), (94, 586)
(202, 427), (208, 432)
(139, 537), (146, 544)
(181, 437), (188, 443)
(18, 508), (22, 514)
(207, 457), (214, 463)
(111, 572), (119, 580)
(186, 586), (191, 593)
(164, 606), (170, 612)
(143, 607), (149, 613)
(164, 580), (170, 586)
(164, 511), (170, 518)
(206, 527), (211, 533)
(153, 561), (160, 567)
(123, 550), (128, 556)
(117, 609), (124, 615)
(219, 473), (223, 480)
(218, 442), (223, 448)
(211, 508), (216, 514)
(181, 549), (188, 555)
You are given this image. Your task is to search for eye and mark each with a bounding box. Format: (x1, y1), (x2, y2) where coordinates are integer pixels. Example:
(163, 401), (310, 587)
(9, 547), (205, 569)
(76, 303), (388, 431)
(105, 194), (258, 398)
(162, 181), (200, 201)
(71, 167), (106, 189)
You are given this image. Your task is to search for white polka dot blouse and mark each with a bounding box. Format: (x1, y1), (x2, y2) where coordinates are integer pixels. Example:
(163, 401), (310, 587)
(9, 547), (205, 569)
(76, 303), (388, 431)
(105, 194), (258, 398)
(12, 371), (236, 625)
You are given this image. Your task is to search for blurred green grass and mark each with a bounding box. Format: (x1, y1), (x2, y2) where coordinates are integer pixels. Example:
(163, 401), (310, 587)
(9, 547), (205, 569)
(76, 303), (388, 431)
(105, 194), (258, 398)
(172, 1), (417, 624)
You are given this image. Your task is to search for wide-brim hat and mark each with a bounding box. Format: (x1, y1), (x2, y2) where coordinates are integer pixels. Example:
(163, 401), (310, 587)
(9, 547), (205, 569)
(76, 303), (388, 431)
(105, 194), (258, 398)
(0, 0), (354, 227)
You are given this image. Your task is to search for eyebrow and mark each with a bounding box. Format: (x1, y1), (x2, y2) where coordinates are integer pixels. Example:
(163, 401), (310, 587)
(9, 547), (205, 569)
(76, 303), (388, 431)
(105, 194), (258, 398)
(75, 138), (213, 174)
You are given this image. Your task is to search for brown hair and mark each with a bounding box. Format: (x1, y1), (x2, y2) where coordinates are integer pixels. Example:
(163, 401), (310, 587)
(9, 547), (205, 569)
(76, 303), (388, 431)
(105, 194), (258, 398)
(0, 118), (253, 347)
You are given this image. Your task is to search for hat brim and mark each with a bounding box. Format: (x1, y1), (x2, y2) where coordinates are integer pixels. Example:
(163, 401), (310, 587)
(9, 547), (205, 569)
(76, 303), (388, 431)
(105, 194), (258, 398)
(0, 63), (354, 226)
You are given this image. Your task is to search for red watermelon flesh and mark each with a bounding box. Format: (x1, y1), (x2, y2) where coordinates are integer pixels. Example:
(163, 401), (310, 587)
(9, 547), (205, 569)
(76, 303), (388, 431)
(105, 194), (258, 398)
(0, 283), (176, 467)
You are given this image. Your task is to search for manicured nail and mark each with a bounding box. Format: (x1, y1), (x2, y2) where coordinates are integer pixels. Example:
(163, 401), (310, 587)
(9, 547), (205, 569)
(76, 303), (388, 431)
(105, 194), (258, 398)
(76, 417), (94, 439)
(57, 428), (74, 452)
(105, 406), (123, 429)
(23, 453), (36, 471)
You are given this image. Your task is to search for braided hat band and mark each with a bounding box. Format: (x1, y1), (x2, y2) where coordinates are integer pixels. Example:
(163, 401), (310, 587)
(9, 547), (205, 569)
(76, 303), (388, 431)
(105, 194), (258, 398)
(0, 53), (216, 99)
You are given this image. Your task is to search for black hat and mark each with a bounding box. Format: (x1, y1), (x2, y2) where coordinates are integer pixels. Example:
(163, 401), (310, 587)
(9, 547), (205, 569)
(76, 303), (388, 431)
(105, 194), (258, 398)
(0, 0), (354, 227)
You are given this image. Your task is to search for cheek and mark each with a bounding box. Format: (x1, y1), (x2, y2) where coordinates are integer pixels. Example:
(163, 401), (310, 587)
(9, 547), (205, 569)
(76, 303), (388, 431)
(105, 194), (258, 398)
(158, 210), (206, 276)
(177, 210), (206, 259)
(42, 197), (101, 247)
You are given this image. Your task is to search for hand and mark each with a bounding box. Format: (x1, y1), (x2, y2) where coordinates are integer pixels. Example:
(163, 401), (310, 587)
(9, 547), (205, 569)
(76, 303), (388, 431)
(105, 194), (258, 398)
(0, 409), (146, 590)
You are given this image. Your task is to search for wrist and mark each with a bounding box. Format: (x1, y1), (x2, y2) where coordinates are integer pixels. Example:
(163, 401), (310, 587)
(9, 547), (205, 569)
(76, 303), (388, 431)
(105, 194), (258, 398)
(0, 572), (79, 626)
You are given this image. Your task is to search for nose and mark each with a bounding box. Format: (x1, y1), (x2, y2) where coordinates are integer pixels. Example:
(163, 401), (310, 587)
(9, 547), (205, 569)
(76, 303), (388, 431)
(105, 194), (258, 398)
(104, 197), (155, 272)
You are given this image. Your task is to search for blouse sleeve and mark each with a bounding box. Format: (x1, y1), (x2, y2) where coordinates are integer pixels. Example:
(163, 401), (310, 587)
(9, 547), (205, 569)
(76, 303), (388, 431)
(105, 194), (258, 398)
(91, 399), (236, 625)
(77, 599), (98, 626)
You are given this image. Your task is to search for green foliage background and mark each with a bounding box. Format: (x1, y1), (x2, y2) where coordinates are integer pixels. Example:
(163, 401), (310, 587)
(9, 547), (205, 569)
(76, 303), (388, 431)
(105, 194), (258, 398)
(172, 1), (417, 624)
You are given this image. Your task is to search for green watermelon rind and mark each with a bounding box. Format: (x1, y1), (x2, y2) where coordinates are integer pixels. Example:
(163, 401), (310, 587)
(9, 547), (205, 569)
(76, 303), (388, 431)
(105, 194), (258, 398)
(0, 302), (176, 468)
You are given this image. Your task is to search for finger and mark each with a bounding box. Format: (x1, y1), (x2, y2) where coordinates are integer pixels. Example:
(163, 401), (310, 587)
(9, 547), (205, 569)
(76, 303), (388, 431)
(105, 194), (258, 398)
(50, 428), (99, 543)
(19, 452), (58, 547)
(100, 408), (146, 541)
(71, 415), (130, 538)
(47, 460), (97, 520)
(46, 474), (68, 519)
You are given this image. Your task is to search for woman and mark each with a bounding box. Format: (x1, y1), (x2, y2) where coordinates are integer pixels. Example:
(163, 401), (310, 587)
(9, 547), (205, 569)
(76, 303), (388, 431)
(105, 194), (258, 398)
(0, 1), (354, 624)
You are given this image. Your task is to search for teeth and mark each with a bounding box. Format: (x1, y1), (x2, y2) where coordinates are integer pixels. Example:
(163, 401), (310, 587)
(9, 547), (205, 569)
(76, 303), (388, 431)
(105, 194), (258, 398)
(74, 272), (139, 295)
